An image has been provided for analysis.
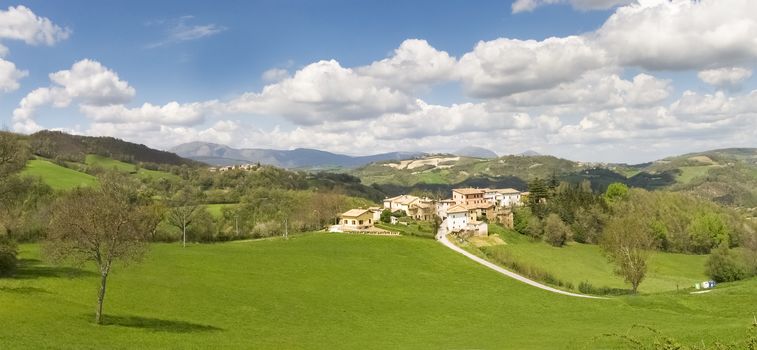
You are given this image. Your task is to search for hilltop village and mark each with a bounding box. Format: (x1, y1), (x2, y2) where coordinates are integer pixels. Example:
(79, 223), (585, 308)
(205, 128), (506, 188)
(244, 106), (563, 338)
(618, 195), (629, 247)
(334, 188), (528, 236)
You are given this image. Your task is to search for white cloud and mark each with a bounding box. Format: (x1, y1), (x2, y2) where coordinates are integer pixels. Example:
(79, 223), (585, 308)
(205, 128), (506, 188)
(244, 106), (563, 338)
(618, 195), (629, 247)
(12, 59), (135, 133)
(698, 67), (753, 89)
(0, 58), (28, 92)
(503, 71), (671, 110)
(79, 101), (218, 126)
(147, 16), (226, 48)
(512, 0), (633, 13)
(0, 5), (71, 45)
(595, 0), (757, 70)
(357, 39), (456, 91)
(457, 36), (607, 97)
(227, 60), (416, 125)
(261, 68), (289, 82)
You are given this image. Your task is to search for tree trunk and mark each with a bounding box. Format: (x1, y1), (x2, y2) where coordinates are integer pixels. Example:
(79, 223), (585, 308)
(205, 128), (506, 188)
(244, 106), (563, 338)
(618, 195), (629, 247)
(182, 216), (186, 248)
(95, 270), (109, 324)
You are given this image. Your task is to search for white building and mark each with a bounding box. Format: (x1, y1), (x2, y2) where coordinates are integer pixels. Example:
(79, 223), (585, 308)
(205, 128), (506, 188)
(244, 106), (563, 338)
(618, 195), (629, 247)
(446, 205), (469, 232)
(436, 199), (456, 220)
(383, 195), (420, 216)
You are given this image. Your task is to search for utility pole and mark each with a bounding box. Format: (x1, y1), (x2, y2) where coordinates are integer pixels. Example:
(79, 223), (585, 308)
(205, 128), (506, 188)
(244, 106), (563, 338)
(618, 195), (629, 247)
(284, 217), (288, 239)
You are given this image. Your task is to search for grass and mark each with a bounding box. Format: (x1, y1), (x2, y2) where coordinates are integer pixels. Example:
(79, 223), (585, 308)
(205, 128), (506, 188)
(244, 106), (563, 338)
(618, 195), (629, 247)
(676, 165), (715, 184)
(1, 235), (755, 349)
(203, 203), (239, 219)
(489, 227), (709, 293)
(86, 155), (181, 181)
(21, 159), (98, 190)
(376, 221), (435, 238)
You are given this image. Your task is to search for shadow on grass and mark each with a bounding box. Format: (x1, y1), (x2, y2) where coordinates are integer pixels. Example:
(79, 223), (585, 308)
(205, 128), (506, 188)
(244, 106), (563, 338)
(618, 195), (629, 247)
(97, 315), (223, 333)
(0, 286), (50, 294)
(11, 259), (97, 280)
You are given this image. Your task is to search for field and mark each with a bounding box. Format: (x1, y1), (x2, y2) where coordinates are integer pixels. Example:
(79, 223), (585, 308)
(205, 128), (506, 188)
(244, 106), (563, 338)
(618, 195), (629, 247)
(1, 234), (755, 349)
(476, 227), (709, 293)
(20, 159), (98, 190)
(86, 155), (181, 181)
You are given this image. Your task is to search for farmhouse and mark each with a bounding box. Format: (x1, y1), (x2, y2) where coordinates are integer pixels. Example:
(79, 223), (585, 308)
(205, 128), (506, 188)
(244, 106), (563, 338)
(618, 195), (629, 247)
(484, 188), (522, 207)
(452, 188), (487, 205)
(446, 205), (469, 232)
(383, 194), (420, 215)
(339, 209), (375, 231)
(408, 199), (436, 221)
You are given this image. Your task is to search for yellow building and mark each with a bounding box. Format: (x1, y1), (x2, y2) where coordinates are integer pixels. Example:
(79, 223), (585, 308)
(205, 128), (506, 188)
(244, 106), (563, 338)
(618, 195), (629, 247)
(339, 209), (375, 231)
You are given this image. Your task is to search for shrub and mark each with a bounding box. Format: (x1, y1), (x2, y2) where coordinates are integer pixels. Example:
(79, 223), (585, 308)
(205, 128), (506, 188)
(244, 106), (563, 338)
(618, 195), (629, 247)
(0, 236), (18, 276)
(706, 244), (748, 282)
(543, 213), (572, 247)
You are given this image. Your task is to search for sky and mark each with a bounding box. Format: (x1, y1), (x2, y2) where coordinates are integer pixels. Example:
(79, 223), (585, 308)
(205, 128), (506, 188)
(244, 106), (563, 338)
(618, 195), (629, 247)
(0, 0), (755, 163)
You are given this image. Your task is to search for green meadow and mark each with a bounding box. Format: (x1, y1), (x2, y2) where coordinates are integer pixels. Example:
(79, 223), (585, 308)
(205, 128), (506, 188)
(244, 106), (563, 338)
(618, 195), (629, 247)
(1, 234), (754, 349)
(481, 227), (710, 293)
(21, 159), (98, 190)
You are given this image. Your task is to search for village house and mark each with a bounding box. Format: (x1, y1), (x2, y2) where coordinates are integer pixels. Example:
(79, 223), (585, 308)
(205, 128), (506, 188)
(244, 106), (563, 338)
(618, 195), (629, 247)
(436, 199), (456, 220)
(446, 205), (469, 232)
(484, 188), (523, 207)
(339, 209), (375, 231)
(408, 199), (436, 221)
(452, 188), (487, 205)
(382, 194), (420, 215)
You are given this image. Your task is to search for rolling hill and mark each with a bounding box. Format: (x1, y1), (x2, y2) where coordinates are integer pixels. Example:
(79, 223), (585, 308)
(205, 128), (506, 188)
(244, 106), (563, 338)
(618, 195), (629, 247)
(29, 130), (197, 167)
(170, 141), (424, 169)
(350, 148), (757, 207)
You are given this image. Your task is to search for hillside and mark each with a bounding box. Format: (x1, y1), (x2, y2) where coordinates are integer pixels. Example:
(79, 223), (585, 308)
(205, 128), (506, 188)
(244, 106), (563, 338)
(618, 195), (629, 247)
(2, 236), (755, 349)
(171, 141), (423, 169)
(350, 149), (757, 207)
(28, 130), (197, 167)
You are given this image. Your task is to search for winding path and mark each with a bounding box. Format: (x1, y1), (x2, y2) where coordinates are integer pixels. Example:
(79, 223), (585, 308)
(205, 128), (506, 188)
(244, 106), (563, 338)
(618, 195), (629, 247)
(436, 222), (607, 300)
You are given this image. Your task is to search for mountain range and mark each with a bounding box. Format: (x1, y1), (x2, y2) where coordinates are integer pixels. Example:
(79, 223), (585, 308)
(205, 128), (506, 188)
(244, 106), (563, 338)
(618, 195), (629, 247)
(170, 142), (427, 169)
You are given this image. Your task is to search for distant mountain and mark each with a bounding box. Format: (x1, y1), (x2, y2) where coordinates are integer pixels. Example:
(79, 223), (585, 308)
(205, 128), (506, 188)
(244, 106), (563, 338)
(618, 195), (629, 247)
(170, 142), (425, 169)
(518, 150), (541, 156)
(454, 146), (498, 159)
(28, 130), (196, 166)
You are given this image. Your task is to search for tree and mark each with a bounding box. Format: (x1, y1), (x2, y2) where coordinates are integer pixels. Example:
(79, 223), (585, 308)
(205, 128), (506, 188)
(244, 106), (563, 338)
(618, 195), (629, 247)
(166, 188), (200, 248)
(604, 182), (629, 203)
(571, 205), (606, 244)
(543, 213), (572, 247)
(688, 213), (730, 254)
(600, 210), (655, 293)
(45, 173), (160, 324)
(706, 243), (748, 283)
(380, 209), (392, 223)
(0, 132), (29, 178)
(0, 235), (17, 276)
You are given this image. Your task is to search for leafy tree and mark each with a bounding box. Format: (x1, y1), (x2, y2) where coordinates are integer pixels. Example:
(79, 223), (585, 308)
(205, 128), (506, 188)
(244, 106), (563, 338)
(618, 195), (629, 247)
(45, 173), (161, 324)
(571, 205), (606, 244)
(527, 177), (548, 218)
(187, 208), (217, 243)
(0, 235), (17, 276)
(706, 243), (748, 283)
(688, 213), (730, 254)
(600, 207), (655, 293)
(0, 132), (30, 177)
(166, 187), (201, 248)
(604, 182), (629, 203)
(543, 213), (571, 247)
(380, 209), (392, 223)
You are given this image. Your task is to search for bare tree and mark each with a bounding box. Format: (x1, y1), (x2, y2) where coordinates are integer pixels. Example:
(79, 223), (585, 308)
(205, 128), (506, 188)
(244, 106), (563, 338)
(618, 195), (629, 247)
(166, 188), (200, 248)
(45, 173), (160, 324)
(600, 211), (656, 293)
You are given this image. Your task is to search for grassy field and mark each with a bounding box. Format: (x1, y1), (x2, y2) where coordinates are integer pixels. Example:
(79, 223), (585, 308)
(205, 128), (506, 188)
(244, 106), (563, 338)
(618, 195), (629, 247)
(20, 159), (98, 190)
(1, 234), (755, 349)
(203, 203), (239, 219)
(676, 165), (715, 184)
(480, 227), (709, 293)
(86, 155), (181, 181)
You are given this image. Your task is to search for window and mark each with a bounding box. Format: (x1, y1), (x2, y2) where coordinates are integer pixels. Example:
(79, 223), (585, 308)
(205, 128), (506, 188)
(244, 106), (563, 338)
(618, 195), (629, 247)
(368, 219), (372, 224)
(352, 220), (356, 225)
(359, 220), (363, 225)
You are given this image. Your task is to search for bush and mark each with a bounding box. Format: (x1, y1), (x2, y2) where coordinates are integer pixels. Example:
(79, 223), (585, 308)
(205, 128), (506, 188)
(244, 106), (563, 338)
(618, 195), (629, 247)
(578, 281), (633, 296)
(0, 236), (18, 276)
(543, 213), (572, 247)
(706, 244), (748, 282)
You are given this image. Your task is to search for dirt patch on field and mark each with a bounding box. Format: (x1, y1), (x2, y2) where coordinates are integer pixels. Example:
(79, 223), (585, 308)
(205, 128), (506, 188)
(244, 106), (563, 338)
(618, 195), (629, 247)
(688, 156), (717, 165)
(383, 157), (460, 170)
(468, 235), (506, 247)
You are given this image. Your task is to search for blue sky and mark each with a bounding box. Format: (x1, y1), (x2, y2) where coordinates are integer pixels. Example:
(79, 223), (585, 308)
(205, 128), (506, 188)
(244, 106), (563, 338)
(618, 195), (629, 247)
(1, 0), (755, 162)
